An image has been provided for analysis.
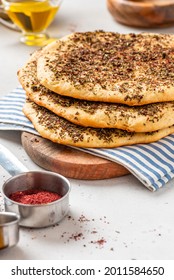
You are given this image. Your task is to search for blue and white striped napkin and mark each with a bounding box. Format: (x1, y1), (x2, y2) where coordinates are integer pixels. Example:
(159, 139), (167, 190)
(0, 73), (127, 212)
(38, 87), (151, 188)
(1, 87), (174, 192)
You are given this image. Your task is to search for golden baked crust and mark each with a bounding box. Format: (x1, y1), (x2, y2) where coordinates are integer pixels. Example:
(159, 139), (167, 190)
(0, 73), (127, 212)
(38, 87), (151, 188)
(23, 99), (174, 148)
(18, 50), (174, 132)
(37, 31), (174, 105)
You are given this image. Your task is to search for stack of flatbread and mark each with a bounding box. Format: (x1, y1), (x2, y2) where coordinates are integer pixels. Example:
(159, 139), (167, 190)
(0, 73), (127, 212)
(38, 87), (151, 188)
(18, 30), (174, 148)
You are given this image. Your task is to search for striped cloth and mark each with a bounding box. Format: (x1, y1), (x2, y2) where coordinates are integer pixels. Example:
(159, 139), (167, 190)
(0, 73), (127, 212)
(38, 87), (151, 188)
(1, 87), (174, 191)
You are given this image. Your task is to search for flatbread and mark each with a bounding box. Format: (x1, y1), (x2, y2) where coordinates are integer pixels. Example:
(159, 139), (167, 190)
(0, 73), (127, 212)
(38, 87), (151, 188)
(18, 50), (174, 132)
(23, 99), (174, 148)
(37, 31), (174, 105)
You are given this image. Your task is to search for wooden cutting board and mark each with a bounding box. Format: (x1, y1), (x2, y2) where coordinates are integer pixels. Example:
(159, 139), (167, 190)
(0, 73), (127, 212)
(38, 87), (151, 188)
(21, 132), (130, 180)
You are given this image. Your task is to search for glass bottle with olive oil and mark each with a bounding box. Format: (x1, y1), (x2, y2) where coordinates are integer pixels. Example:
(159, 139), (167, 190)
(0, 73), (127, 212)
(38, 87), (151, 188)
(2, 0), (62, 46)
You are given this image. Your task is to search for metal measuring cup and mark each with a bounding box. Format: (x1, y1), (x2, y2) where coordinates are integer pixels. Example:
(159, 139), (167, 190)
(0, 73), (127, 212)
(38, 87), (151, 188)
(0, 143), (71, 233)
(0, 212), (20, 250)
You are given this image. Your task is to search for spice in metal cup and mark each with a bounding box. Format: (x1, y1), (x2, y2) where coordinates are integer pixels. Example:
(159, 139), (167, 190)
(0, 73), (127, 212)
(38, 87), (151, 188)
(0, 143), (71, 228)
(2, 171), (71, 228)
(9, 188), (62, 204)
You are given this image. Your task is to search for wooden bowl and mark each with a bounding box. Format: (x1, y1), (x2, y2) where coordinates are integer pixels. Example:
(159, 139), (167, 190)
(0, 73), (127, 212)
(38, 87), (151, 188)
(107, 0), (174, 28)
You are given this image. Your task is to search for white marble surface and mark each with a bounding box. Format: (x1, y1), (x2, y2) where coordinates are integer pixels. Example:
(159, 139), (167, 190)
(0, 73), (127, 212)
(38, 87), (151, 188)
(1, 0), (174, 260)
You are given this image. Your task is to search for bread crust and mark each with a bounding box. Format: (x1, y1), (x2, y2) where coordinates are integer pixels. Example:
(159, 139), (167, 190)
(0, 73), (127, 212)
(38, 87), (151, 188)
(23, 99), (174, 148)
(18, 50), (174, 132)
(37, 31), (174, 105)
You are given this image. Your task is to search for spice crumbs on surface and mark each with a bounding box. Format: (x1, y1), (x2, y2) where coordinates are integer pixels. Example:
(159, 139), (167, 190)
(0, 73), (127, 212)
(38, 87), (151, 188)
(94, 238), (107, 246)
(57, 213), (113, 250)
(78, 214), (90, 223)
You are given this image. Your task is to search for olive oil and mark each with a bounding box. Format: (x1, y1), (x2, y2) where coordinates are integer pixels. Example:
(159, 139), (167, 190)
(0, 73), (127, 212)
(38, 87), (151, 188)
(0, 228), (5, 250)
(6, 1), (59, 33)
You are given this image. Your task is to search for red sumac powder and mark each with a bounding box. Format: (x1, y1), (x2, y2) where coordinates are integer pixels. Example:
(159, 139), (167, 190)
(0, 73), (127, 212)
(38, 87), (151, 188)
(9, 189), (61, 204)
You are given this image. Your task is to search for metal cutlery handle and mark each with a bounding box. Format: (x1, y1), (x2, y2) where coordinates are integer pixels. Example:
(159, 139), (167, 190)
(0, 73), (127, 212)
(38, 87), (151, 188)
(0, 144), (28, 176)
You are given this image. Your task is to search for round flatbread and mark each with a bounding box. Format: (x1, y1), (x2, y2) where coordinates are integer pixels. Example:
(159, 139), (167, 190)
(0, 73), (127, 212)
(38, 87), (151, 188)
(37, 31), (174, 105)
(18, 50), (174, 132)
(23, 99), (174, 148)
